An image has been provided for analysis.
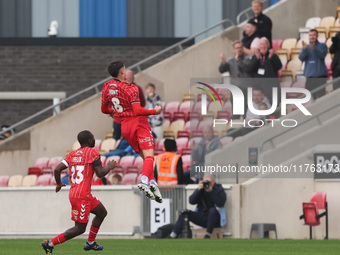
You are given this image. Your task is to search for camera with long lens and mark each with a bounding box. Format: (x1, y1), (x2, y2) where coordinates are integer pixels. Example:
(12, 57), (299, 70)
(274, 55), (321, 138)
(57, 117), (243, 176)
(203, 180), (211, 189)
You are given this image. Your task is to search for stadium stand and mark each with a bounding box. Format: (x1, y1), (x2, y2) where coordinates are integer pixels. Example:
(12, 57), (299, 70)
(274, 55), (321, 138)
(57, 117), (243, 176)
(122, 173), (138, 185)
(36, 174), (53, 186)
(100, 138), (116, 153)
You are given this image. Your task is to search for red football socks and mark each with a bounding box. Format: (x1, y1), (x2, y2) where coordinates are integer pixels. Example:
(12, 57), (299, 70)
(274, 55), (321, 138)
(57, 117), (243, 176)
(51, 233), (66, 245)
(88, 226), (100, 242)
(142, 156), (155, 180)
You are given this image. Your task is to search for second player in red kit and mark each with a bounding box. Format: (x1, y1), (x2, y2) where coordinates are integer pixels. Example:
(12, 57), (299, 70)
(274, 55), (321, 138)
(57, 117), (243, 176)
(101, 60), (163, 203)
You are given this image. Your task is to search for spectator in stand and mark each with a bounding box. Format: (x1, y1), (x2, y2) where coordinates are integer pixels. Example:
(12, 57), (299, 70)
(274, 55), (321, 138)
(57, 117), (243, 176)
(154, 139), (183, 185)
(299, 29), (328, 99)
(249, 0), (272, 47)
(330, 31), (340, 90)
(169, 174), (227, 239)
(145, 83), (163, 139)
(184, 126), (220, 184)
(219, 40), (254, 116)
(0, 125), (14, 141)
(245, 37), (282, 105)
(228, 87), (271, 138)
(112, 69), (146, 140)
(110, 174), (122, 185)
(242, 20), (260, 56)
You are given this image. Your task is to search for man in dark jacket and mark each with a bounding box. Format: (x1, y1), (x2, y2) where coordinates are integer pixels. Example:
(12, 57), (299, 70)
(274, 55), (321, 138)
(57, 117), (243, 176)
(245, 37), (282, 105)
(170, 174), (227, 239)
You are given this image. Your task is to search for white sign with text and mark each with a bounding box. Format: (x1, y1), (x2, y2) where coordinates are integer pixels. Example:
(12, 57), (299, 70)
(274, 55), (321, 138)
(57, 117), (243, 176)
(150, 198), (170, 233)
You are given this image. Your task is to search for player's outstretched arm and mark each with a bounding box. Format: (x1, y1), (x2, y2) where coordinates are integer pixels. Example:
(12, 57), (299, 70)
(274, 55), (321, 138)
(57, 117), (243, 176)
(94, 160), (117, 178)
(54, 162), (67, 192)
(132, 102), (161, 116)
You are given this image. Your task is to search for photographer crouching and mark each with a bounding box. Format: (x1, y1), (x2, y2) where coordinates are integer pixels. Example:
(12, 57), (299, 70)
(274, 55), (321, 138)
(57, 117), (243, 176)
(169, 174), (227, 239)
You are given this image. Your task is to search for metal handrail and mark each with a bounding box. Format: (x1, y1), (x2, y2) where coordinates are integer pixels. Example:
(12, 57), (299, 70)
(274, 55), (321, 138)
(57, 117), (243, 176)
(259, 76), (340, 152)
(236, 0), (270, 24)
(0, 18), (234, 137)
(206, 76), (340, 152)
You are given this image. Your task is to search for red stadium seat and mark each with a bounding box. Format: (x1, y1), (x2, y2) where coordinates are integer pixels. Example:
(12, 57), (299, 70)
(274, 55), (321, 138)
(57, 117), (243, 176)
(181, 148), (192, 155)
(222, 102), (232, 116)
(34, 157), (50, 169)
(192, 101), (202, 113)
(157, 138), (166, 150)
(105, 155), (121, 166)
(197, 120), (213, 132)
(176, 137), (189, 153)
(28, 167), (42, 176)
(300, 191), (328, 239)
(181, 155), (192, 171)
(173, 112), (186, 121)
(36, 174), (53, 186)
(119, 156), (136, 174)
(133, 156), (144, 169)
(216, 111), (231, 121)
(177, 130), (190, 139)
(47, 156), (63, 170)
(126, 166), (140, 174)
(0, 175), (9, 186)
(110, 165), (124, 175)
(272, 39), (283, 52)
(179, 101), (193, 120)
(154, 148), (165, 155)
(187, 112), (201, 121)
(122, 173), (138, 185)
(164, 101), (180, 120)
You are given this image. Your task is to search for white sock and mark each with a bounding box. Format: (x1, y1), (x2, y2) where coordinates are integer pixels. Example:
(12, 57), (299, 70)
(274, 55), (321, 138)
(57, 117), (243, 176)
(149, 179), (157, 186)
(141, 175), (148, 184)
(87, 241), (94, 245)
(48, 240), (54, 247)
(170, 232), (177, 238)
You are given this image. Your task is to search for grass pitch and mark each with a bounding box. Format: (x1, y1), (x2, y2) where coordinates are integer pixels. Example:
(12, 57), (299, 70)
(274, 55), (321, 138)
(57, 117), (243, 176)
(0, 238), (339, 255)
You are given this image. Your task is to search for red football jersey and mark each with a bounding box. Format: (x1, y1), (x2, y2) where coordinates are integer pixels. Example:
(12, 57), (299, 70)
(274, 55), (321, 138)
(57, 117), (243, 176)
(101, 79), (140, 120)
(63, 147), (100, 200)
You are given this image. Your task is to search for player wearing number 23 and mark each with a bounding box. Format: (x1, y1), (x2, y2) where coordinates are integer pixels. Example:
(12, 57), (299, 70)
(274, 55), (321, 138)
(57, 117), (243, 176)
(41, 130), (117, 254)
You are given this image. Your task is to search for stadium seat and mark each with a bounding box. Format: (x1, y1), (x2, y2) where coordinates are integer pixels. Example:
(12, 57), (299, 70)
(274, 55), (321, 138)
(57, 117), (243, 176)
(122, 173), (138, 185)
(299, 17), (321, 39)
(126, 166), (140, 174)
(317, 16), (336, 37)
(34, 157), (50, 169)
(192, 101), (202, 113)
(22, 175), (38, 186)
(47, 156), (63, 170)
(173, 111), (186, 121)
(184, 119), (198, 133)
(197, 120), (213, 132)
(222, 102), (232, 116)
(157, 138), (166, 150)
(178, 101), (193, 121)
(0, 175), (9, 186)
(168, 120), (185, 139)
(299, 191), (328, 239)
(177, 130), (190, 139)
(110, 165), (124, 175)
(108, 173), (123, 185)
(182, 94), (195, 102)
(276, 38), (297, 60)
(272, 39), (283, 52)
(100, 138), (116, 153)
(181, 155), (192, 172)
(164, 101), (180, 120)
(28, 167), (42, 176)
(191, 130), (203, 138)
(181, 148), (192, 155)
(105, 155), (121, 166)
(119, 156), (136, 174)
(187, 112), (201, 121)
(290, 48), (302, 60)
(162, 119), (170, 132)
(217, 111), (231, 121)
(329, 26), (340, 38)
(163, 112), (172, 122)
(8, 175), (23, 187)
(154, 148), (165, 155)
(176, 137), (189, 154)
(133, 156), (144, 169)
(36, 174), (53, 186)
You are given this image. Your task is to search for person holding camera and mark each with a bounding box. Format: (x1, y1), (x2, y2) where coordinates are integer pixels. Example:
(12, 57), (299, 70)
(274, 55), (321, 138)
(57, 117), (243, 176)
(169, 174), (227, 239)
(330, 31), (340, 89)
